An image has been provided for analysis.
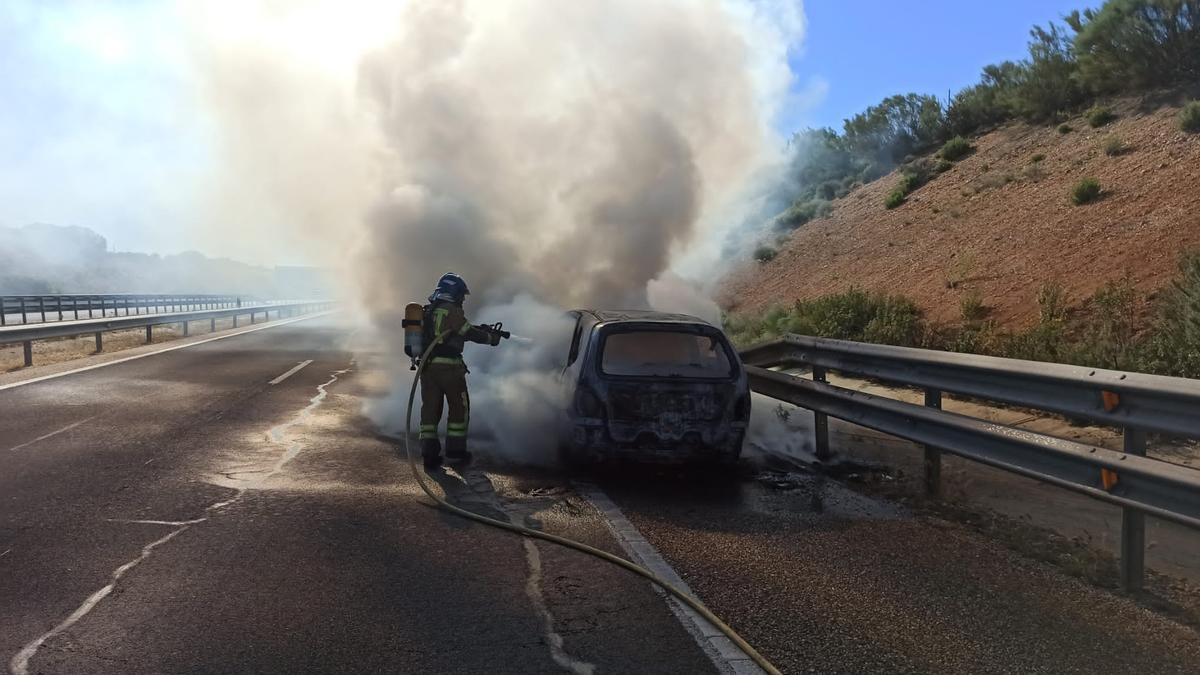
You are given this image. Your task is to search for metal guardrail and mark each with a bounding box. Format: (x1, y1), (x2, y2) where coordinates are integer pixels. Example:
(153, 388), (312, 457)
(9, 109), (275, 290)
(741, 334), (1200, 592)
(0, 301), (334, 367)
(0, 294), (254, 326)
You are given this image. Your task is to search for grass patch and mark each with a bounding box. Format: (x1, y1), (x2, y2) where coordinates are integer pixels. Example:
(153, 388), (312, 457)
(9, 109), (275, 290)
(1031, 153), (1046, 163)
(960, 290), (987, 321)
(1086, 105), (1117, 128)
(939, 136), (974, 161)
(1071, 177), (1102, 205)
(1057, 123), (1073, 134)
(1180, 101), (1200, 133)
(1101, 134), (1127, 156)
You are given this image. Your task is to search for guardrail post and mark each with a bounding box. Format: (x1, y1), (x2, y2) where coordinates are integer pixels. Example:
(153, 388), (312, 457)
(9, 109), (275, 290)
(1120, 428), (1147, 592)
(233, 315), (238, 328)
(23, 341), (33, 367)
(145, 325), (153, 344)
(94, 332), (103, 353)
(0, 297), (6, 326)
(924, 389), (943, 497)
(20, 297), (27, 324)
(211, 318), (216, 332)
(812, 366), (830, 460)
(39, 297), (46, 323)
(182, 321), (189, 337)
(250, 311), (255, 325)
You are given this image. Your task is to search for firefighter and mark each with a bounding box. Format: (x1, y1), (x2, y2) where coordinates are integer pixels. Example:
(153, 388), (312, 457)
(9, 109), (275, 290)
(419, 272), (502, 469)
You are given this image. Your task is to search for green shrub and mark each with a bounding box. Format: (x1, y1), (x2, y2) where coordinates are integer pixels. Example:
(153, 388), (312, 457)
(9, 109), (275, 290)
(960, 290), (987, 321)
(1036, 282), (1066, 323)
(775, 199), (833, 230)
(724, 288), (925, 348)
(1031, 153), (1046, 163)
(1138, 252), (1200, 377)
(935, 159), (954, 173)
(1002, 322), (1066, 362)
(1070, 280), (1138, 370)
(1057, 123), (1072, 134)
(1180, 102), (1200, 133)
(1071, 177), (1102, 205)
(884, 188), (906, 210)
(1101, 134), (1127, 156)
(1086, 105), (1116, 128)
(897, 172), (923, 194)
(939, 136), (974, 161)
(753, 245), (777, 263)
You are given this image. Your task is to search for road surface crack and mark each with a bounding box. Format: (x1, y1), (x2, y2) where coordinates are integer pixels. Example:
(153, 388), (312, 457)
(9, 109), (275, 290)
(7, 367), (350, 675)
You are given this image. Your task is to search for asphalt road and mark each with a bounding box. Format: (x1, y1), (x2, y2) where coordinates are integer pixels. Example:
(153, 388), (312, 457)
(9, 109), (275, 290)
(0, 316), (715, 674)
(3, 315), (1199, 674)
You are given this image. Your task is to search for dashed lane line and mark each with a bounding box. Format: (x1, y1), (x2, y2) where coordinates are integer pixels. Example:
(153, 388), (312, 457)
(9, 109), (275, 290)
(6, 416), (97, 452)
(269, 359), (313, 385)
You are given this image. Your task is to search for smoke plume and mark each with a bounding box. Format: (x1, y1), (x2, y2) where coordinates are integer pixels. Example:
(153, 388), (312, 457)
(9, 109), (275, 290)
(193, 0), (803, 461)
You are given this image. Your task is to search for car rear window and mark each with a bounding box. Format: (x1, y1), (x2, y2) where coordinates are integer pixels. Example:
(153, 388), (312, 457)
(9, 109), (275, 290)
(600, 330), (734, 378)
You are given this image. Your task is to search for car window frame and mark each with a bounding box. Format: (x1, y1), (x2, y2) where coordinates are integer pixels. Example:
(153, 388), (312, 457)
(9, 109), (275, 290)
(592, 322), (740, 381)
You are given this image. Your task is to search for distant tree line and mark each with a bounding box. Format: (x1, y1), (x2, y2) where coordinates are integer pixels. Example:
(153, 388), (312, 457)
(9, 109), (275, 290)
(772, 0), (1200, 231)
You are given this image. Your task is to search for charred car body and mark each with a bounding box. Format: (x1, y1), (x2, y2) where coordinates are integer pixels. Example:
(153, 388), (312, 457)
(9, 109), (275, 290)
(557, 309), (750, 464)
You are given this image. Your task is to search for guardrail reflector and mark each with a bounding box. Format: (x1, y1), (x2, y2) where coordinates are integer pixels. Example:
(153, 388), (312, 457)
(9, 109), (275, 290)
(1101, 468), (1120, 491)
(1101, 390), (1120, 412)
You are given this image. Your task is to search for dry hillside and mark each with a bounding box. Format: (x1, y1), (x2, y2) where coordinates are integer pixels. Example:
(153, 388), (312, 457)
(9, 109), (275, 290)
(721, 96), (1200, 328)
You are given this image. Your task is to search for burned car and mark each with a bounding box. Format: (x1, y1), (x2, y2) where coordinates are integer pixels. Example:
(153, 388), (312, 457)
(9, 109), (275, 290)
(557, 309), (750, 464)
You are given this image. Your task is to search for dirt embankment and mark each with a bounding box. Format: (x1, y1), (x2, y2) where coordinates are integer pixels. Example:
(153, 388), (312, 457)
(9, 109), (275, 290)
(721, 95), (1200, 328)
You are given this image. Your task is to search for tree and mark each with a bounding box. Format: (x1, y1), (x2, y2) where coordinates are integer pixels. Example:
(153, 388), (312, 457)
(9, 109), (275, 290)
(842, 93), (945, 164)
(1013, 23), (1085, 120)
(1067, 0), (1200, 92)
(945, 61), (1025, 136)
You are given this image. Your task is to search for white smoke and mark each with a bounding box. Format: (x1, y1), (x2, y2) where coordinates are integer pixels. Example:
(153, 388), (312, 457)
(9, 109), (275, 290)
(188, 0), (805, 463)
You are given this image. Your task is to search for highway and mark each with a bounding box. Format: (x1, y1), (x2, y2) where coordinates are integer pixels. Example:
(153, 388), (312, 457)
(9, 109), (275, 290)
(2, 315), (1199, 674)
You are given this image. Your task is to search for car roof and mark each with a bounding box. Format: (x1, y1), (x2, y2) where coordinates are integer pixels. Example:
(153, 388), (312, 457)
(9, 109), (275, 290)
(575, 309), (714, 326)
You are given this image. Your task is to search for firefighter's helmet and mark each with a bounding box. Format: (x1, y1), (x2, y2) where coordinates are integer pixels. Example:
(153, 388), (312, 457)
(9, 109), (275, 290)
(430, 272), (470, 304)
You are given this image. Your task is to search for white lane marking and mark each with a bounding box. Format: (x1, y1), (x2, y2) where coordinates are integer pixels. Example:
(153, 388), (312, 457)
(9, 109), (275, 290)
(269, 359), (313, 385)
(574, 483), (766, 675)
(7, 416), (97, 452)
(0, 548), (10, 559)
(0, 312), (332, 393)
(8, 368), (349, 675)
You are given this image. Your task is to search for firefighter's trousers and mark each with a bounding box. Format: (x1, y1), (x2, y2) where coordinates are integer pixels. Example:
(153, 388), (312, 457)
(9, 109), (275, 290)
(419, 360), (470, 457)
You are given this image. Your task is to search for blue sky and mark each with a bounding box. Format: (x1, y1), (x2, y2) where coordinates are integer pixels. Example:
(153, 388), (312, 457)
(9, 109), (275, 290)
(786, 0), (1092, 133)
(0, 0), (1096, 262)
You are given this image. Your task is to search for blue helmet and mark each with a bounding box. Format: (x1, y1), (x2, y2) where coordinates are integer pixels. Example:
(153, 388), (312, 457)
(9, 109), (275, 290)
(429, 272), (470, 304)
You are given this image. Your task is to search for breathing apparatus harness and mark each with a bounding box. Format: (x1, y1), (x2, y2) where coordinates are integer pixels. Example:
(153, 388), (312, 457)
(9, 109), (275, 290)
(401, 328), (782, 675)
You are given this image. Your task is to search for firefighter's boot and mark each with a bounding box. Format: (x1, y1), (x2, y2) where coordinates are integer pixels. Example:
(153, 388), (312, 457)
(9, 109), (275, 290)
(421, 438), (443, 471)
(445, 436), (473, 467)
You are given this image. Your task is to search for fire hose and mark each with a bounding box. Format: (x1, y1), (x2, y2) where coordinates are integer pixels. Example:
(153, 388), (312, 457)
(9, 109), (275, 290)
(402, 331), (783, 675)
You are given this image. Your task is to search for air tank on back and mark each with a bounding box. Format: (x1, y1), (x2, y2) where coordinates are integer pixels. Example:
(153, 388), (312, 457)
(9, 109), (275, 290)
(403, 302), (425, 369)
